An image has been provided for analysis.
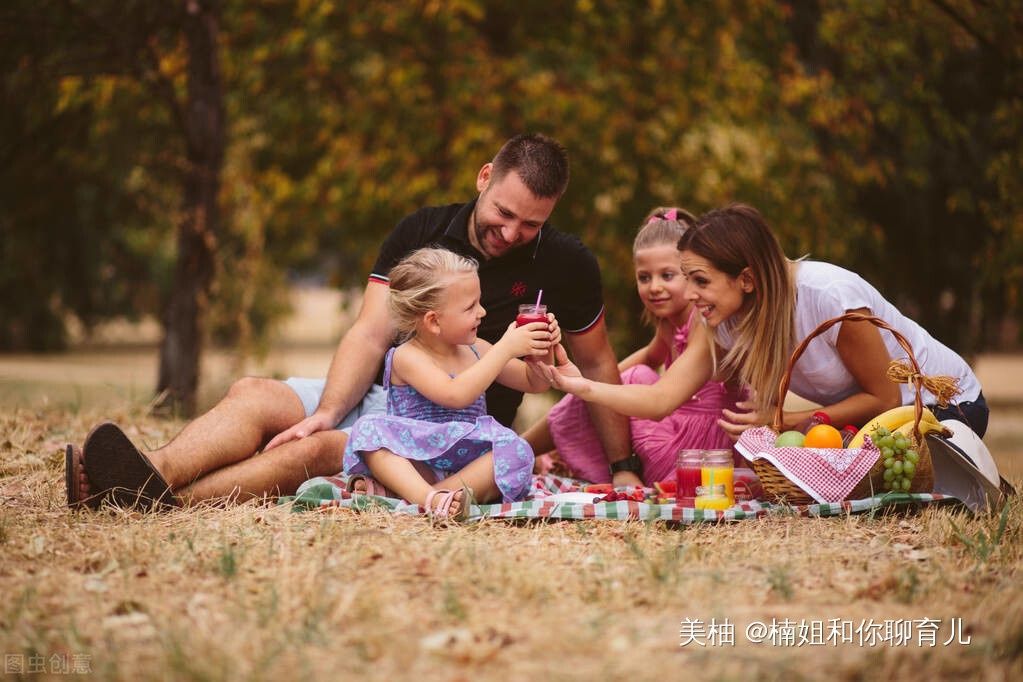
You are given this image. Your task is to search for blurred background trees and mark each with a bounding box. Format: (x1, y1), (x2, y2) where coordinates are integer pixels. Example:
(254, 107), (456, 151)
(2, 0), (1020, 414)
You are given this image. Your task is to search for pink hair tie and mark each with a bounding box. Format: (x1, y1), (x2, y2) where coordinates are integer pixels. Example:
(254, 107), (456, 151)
(648, 208), (681, 224)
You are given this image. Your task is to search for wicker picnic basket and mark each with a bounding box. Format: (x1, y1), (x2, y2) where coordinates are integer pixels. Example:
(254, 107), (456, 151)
(751, 312), (937, 505)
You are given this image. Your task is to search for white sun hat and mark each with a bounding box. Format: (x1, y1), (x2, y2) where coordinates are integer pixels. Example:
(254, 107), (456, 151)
(939, 419), (1000, 487)
(925, 419), (1006, 513)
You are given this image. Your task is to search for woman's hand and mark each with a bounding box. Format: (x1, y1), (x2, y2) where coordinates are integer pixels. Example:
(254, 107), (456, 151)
(717, 394), (765, 441)
(532, 344), (591, 395)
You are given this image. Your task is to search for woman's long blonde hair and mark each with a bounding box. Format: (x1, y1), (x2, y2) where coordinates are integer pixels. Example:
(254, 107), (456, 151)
(677, 204), (796, 418)
(387, 248), (479, 343)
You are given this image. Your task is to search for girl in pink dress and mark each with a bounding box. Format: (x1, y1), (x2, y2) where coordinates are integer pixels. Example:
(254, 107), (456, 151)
(523, 208), (742, 486)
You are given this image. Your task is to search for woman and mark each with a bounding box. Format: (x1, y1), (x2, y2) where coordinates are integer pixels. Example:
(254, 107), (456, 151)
(537, 203), (987, 439)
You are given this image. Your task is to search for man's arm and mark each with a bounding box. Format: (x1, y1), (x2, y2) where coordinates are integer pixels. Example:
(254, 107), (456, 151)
(264, 281), (394, 450)
(564, 319), (638, 486)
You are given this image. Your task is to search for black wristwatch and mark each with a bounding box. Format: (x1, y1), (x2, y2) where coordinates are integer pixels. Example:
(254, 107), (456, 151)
(609, 454), (643, 477)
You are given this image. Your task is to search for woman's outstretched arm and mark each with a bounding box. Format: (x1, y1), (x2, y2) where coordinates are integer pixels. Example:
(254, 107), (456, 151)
(540, 322), (716, 420)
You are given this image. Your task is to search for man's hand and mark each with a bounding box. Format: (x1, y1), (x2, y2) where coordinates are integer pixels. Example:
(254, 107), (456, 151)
(612, 470), (644, 488)
(264, 411), (338, 451)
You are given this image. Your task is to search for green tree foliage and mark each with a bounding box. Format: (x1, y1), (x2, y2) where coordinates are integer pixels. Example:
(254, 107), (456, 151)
(2, 0), (1020, 411)
(0, 1), (182, 349)
(785, 0), (1023, 354)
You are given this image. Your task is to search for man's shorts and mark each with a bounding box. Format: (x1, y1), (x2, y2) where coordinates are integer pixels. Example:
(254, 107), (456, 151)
(283, 378), (387, 435)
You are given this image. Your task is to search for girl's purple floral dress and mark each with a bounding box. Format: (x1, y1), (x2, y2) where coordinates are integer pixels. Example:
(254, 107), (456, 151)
(342, 346), (534, 501)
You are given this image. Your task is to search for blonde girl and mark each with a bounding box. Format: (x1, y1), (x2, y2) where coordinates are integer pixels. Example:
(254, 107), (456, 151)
(342, 248), (559, 519)
(523, 208), (743, 486)
(540, 204), (986, 440)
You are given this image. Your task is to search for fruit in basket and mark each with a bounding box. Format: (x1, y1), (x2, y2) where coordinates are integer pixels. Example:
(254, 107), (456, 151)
(892, 418), (952, 440)
(871, 425), (920, 492)
(846, 405), (944, 448)
(774, 430), (805, 447)
(804, 424), (843, 448)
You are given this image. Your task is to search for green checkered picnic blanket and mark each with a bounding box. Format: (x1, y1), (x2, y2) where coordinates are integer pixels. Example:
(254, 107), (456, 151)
(281, 474), (955, 523)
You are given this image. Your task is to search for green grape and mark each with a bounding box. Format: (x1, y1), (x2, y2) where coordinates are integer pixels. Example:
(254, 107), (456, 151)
(881, 446), (894, 460)
(905, 450), (919, 463)
(874, 426), (891, 438)
(884, 457), (895, 469)
(903, 461), (916, 477)
(893, 434), (909, 451)
(883, 468), (895, 482)
(901, 478), (912, 491)
(883, 480), (893, 491)
(877, 435), (895, 450)
(893, 460), (904, 475)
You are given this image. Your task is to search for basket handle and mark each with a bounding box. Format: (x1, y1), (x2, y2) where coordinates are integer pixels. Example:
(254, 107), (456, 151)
(772, 312), (926, 440)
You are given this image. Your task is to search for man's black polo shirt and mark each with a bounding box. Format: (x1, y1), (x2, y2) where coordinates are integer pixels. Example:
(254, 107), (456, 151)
(370, 199), (606, 427)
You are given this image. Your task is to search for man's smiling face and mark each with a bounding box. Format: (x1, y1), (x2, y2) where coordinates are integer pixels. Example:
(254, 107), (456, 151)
(469, 165), (558, 259)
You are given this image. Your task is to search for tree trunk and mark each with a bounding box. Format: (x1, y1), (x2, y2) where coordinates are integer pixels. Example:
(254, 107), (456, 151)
(155, 0), (224, 416)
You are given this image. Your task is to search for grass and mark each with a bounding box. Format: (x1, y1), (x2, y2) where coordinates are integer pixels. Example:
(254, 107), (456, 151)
(1, 405), (1023, 680)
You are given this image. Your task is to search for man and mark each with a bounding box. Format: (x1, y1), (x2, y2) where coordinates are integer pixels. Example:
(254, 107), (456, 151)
(67, 133), (634, 510)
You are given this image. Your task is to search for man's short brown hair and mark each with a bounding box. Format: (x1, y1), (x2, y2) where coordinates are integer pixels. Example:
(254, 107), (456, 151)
(491, 133), (569, 198)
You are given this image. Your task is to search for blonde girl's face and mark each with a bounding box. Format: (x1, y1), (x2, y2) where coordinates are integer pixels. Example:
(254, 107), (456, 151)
(680, 250), (753, 328)
(634, 244), (689, 325)
(433, 271), (486, 345)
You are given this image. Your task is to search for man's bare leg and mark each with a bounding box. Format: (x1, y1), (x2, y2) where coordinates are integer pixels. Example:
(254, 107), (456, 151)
(145, 377), (308, 488)
(175, 429), (348, 504)
(80, 377), (344, 503)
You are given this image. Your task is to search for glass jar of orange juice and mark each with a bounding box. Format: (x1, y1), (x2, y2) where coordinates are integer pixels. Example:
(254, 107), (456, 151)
(695, 449), (734, 510)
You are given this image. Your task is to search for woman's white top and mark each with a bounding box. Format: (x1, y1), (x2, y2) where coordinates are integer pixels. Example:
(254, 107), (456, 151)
(722, 260), (982, 407)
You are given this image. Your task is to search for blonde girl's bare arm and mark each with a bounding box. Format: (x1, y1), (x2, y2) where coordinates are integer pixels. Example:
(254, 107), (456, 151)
(391, 342), (510, 409)
(471, 338), (551, 393)
(391, 322), (550, 408)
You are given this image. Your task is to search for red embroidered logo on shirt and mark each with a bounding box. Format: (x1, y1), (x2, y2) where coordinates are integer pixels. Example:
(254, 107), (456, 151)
(511, 281), (527, 297)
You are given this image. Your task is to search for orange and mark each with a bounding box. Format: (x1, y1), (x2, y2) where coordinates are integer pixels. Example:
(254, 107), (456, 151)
(804, 423), (844, 448)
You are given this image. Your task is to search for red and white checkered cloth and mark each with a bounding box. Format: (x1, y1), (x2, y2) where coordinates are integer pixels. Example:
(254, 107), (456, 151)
(735, 426), (880, 503)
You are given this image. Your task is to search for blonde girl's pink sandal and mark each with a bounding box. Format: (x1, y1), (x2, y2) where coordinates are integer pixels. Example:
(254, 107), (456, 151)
(345, 474), (397, 499)
(423, 486), (472, 522)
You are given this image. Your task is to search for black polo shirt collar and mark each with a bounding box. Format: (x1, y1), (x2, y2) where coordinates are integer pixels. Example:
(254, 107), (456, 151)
(442, 198), (545, 264)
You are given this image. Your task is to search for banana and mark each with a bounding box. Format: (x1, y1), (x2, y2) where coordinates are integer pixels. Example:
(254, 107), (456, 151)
(847, 405), (942, 448)
(892, 418), (952, 443)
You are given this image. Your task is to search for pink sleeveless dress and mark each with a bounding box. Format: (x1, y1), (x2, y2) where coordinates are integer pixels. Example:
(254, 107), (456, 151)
(546, 310), (742, 485)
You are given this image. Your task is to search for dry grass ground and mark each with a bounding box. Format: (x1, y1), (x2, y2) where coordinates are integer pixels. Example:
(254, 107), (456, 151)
(2, 404), (1023, 681)
(3, 291), (1023, 679)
